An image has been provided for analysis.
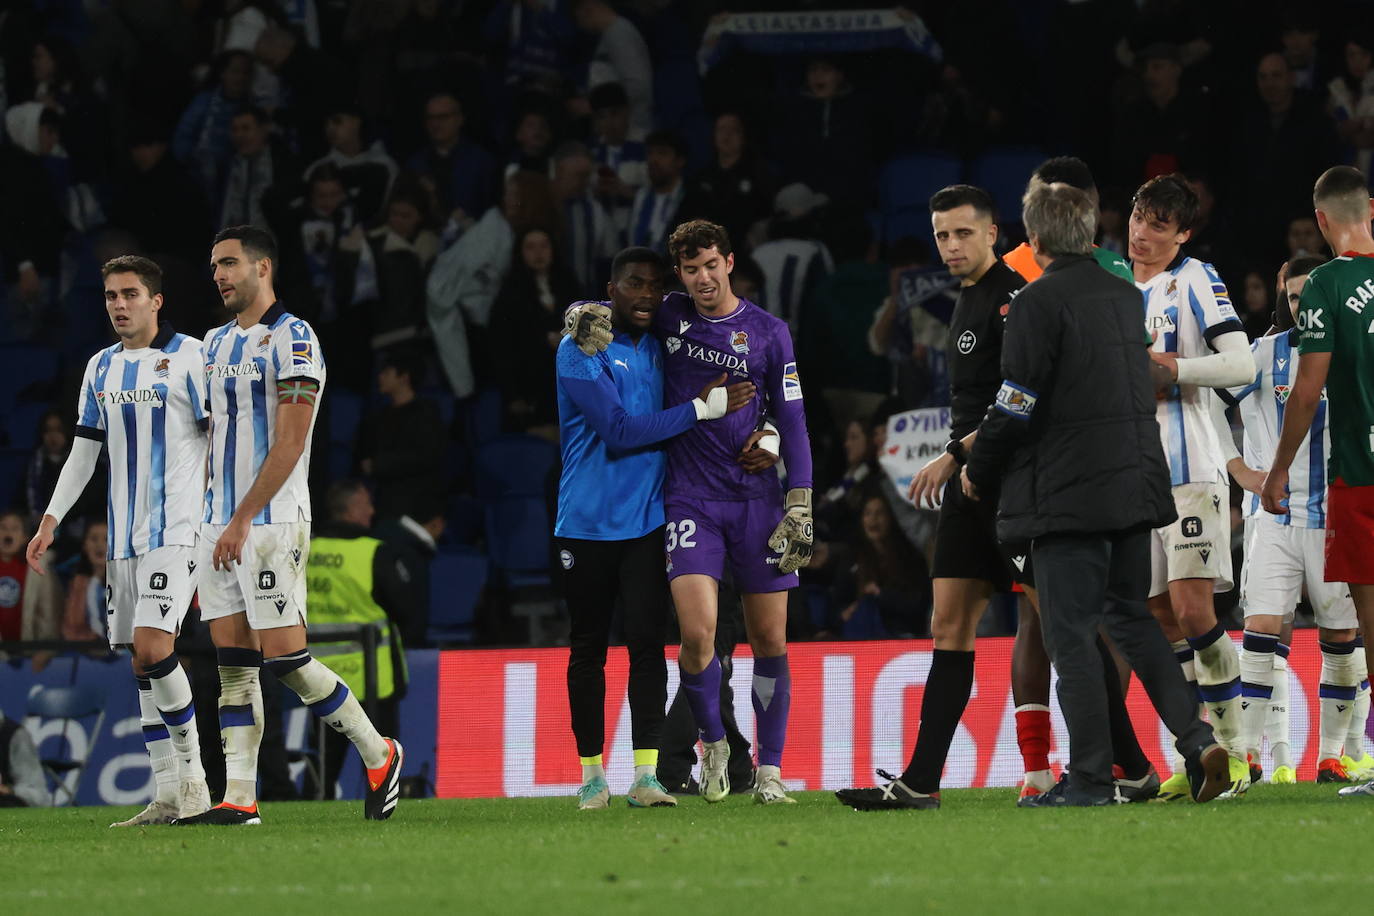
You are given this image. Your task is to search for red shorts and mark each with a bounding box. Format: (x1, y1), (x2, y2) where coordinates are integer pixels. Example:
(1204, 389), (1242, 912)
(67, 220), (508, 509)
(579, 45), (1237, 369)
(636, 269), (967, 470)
(1325, 478), (1374, 584)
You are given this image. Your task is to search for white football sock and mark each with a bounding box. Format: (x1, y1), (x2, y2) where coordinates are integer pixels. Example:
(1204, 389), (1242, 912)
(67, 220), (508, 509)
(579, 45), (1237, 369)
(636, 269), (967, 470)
(1268, 652), (1292, 769)
(137, 679), (178, 805)
(1239, 631), (1278, 764)
(146, 653), (205, 782)
(217, 653), (264, 808)
(1318, 640), (1361, 761)
(271, 653), (389, 769)
(1192, 628), (1243, 754)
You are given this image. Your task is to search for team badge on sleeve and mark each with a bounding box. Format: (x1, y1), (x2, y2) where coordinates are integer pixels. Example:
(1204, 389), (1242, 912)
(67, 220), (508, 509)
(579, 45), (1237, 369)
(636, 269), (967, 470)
(291, 341), (314, 369)
(994, 381), (1037, 420)
(782, 362), (803, 401)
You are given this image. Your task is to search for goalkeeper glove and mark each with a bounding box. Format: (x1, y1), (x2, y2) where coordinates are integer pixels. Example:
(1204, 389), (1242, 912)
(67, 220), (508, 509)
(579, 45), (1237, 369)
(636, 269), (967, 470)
(767, 487), (813, 575)
(562, 302), (613, 356)
(692, 386), (729, 421)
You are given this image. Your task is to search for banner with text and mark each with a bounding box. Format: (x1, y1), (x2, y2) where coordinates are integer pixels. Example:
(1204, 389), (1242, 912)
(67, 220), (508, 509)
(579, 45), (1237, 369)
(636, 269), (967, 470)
(435, 634), (1368, 797)
(698, 9), (942, 73)
(878, 407), (951, 496)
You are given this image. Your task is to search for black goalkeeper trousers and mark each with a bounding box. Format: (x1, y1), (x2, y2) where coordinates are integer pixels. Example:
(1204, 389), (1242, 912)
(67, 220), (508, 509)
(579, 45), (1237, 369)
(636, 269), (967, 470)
(559, 528), (670, 759)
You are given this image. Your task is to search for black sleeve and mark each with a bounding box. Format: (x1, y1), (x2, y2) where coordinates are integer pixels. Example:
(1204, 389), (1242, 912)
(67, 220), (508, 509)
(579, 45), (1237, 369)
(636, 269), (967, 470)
(371, 542), (420, 644)
(965, 287), (1058, 491)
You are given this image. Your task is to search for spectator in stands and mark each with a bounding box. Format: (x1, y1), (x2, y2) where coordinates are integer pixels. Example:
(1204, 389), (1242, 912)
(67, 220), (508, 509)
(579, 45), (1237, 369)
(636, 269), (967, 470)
(270, 162), (360, 325)
(357, 350), (446, 523)
(1233, 52), (1340, 263)
(490, 227), (579, 436)
(407, 91), (498, 231)
(506, 107), (557, 178)
(866, 238), (955, 408)
(335, 189), (441, 361)
(0, 110), (64, 340)
(219, 106), (298, 230)
(21, 35), (103, 170)
(1181, 172), (1241, 283)
(1286, 214), (1328, 259)
(173, 49), (254, 198)
(1238, 265), (1276, 340)
(750, 184), (833, 333)
(824, 492), (930, 639)
(306, 480), (414, 798)
(60, 520), (107, 643)
(572, 0), (653, 137)
(799, 208), (890, 432)
(304, 101), (399, 224)
(374, 500), (445, 649)
(481, 0), (579, 101)
(625, 130), (687, 252)
(588, 82), (645, 244)
(812, 418), (878, 568)
(427, 170), (558, 396)
(5, 104), (104, 238)
(771, 57), (876, 204)
(1110, 42), (1213, 186)
(550, 141), (615, 293)
(0, 511), (60, 646)
(1328, 35), (1374, 175)
(108, 129), (212, 267)
(0, 705), (49, 807)
(251, 24), (348, 163)
(680, 112), (776, 255)
(1280, 10), (1325, 92)
(23, 410), (102, 540)
(729, 254), (764, 304)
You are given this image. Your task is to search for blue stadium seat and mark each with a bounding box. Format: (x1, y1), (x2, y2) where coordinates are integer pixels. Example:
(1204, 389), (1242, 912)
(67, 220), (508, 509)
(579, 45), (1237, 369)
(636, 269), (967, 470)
(328, 443), (352, 480)
(485, 495), (551, 573)
(969, 147), (1047, 226)
(0, 344), (59, 414)
(328, 390), (363, 446)
(427, 546), (489, 644)
(443, 493), (483, 545)
(879, 153), (963, 243)
(462, 388), (503, 446)
(6, 402), (49, 449)
(475, 435), (558, 499)
(0, 447), (30, 510)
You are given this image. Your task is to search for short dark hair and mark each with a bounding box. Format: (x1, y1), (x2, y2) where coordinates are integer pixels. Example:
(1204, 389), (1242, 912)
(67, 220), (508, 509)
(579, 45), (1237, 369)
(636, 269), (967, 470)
(611, 246), (664, 280)
(1031, 157), (1096, 193)
(1287, 255), (1326, 279)
(1313, 165), (1371, 223)
(379, 347), (424, 387)
(645, 129), (689, 160)
(233, 105), (270, 125)
(306, 162), (345, 188)
(101, 254), (163, 297)
(213, 225), (278, 266)
(1131, 174), (1200, 232)
(928, 184), (996, 222)
(667, 220), (732, 266)
(326, 479), (368, 522)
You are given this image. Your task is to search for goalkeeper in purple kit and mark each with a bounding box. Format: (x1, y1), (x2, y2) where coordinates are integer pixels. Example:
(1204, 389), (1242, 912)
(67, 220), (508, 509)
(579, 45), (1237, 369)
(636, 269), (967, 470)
(566, 219), (814, 804)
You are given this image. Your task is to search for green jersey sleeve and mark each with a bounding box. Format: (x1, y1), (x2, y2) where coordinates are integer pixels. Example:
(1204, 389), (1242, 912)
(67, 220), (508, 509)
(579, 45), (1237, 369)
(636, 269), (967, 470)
(1296, 272), (1334, 354)
(1093, 247), (1135, 283)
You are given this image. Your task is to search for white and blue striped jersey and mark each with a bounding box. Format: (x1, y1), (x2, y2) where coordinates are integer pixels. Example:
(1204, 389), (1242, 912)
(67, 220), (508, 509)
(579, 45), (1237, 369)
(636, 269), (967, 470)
(76, 325), (208, 560)
(203, 303), (325, 526)
(1138, 255), (1245, 486)
(1223, 330), (1329, 527)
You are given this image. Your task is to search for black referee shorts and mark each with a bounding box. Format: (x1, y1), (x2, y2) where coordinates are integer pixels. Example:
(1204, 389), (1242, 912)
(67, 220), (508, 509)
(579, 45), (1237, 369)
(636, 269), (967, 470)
(929, 476), (1033, 590)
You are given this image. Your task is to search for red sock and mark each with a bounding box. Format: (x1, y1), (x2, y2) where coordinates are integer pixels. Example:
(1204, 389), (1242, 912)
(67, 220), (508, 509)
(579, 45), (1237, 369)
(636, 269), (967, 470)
(1015, 704), (1052, 773)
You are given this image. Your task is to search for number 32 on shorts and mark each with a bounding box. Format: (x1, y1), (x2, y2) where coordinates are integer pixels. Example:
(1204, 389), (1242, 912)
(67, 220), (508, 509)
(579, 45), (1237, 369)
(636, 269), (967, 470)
(666, 520), (697, 551)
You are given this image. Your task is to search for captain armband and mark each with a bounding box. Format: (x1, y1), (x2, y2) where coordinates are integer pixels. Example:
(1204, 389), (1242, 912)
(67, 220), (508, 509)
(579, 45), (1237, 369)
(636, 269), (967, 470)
(277, 378), (320, 406)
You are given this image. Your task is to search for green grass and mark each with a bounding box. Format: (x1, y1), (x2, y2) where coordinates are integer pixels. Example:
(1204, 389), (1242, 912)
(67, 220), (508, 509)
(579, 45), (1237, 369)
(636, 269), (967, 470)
(3, 785), (1370, 914)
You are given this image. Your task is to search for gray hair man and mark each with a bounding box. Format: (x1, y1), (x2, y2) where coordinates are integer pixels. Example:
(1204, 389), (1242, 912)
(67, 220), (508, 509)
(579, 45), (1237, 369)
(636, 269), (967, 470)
(960, 184), (1230, 806)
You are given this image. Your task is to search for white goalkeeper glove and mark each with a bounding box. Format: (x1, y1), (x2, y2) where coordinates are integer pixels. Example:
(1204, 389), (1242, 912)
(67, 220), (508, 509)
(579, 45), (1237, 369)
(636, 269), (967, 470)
(562, 302), (613, 355)
(767, 487), (813, 575)
(692, 386), (729, 421)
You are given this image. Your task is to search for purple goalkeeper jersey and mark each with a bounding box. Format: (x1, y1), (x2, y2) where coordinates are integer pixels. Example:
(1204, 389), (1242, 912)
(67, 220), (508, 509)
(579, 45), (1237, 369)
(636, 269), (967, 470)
(655, 291), (813, 500)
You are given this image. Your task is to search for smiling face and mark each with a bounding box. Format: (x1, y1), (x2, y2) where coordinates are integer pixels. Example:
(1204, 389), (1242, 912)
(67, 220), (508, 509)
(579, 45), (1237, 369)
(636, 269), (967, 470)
(103, 271), (162, 345)
(675, 245), (734, 312)
(608, 258), (664, 331)
(210, 239), (266, 314)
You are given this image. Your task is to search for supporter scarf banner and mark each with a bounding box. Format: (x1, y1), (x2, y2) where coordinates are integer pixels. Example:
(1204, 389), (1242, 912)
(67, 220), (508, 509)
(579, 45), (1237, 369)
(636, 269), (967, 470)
(697, 9), (943, 73)
(435, 634), (1370, 797)
(877, 406), (951, 496)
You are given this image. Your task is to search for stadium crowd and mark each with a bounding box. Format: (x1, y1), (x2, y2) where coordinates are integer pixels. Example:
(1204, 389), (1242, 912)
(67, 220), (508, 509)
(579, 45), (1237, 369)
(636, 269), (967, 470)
(0, 0), (1370, 652)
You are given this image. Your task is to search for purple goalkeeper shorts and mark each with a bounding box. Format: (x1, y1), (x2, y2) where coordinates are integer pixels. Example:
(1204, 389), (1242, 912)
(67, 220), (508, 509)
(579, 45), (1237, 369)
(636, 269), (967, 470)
(663, 495), (800, 594)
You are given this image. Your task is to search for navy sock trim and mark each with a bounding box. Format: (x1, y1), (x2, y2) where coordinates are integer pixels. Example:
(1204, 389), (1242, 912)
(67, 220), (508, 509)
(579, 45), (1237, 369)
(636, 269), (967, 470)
(135, 677), (151, 691)
(217, 647), (263, 668)
(219, 704), (256, 728)
(1319, 683), (1360, 701)
(144, 652), (180, 679)
(1276, 643), (1291, 660)
(264, 649), (311, 679)
(309, 682), (349, 718)
(1198, 678), (1241, 703)
(1320, 640), (1358, 655)
(1173, 647), (1195, 663)
(162, 700), (196, 726)
(142, 724), (170, 742)
(1243, 631), (1279, 653)
(1187, 624), (1227, 652)
(1241, 682), (1275, 699)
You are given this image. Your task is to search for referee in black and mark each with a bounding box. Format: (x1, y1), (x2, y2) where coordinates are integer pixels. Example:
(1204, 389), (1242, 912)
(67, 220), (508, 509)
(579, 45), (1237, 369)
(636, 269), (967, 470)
(961, 183), (1229, 806)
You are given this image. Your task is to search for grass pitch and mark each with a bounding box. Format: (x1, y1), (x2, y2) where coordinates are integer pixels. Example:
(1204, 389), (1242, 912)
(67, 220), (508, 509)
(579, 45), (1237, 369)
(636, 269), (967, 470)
(3, 785), (1369, 914)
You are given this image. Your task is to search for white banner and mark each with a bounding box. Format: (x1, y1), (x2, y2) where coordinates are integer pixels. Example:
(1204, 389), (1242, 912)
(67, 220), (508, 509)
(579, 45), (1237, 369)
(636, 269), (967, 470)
(878, 406), (951, 494)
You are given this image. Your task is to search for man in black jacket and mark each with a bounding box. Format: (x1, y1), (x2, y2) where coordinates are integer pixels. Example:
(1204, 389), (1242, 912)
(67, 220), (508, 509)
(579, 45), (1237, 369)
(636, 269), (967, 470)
(963, 184), (1229, 806)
